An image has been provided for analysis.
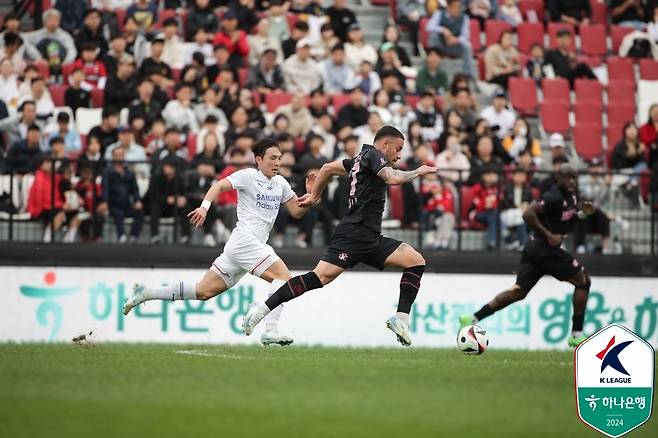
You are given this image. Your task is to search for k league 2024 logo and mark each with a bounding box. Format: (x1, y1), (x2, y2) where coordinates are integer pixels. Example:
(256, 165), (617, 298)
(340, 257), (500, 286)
(575, 324), (655, 437)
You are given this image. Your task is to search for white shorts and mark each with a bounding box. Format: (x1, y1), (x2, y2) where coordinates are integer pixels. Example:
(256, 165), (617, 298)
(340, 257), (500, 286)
(210, 229), (280, 288)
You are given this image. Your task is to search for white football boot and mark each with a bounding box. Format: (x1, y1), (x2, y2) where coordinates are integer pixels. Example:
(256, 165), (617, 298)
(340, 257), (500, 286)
(261, 331), (294, 346)
(123, 283), (148, 315)
(242, 302), (270, 335)
(386, 315), (412, 346)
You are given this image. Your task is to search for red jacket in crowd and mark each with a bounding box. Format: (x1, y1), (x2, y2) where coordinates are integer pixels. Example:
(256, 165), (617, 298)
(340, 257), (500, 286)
(471, 183), (501, 214)
(71, 59), (107, 87)
(75, 180), (102, 212)
(421, 183), (455, 214)
(216, 166), (238, 206)
(27, 170), (62, 218)
(212, 31), (249, 57)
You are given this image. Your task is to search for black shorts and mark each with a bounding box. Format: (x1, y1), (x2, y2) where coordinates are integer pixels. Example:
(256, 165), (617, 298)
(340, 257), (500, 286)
(321, 222), (402, 270)
(515, 235), (584, 293)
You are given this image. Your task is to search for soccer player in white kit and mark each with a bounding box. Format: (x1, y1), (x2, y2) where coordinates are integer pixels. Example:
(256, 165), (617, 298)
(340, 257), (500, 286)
(123, 138), (315, 345)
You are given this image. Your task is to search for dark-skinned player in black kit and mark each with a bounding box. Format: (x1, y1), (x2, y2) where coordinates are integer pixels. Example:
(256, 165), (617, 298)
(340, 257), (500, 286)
(459, 164), (595, 347)
(242, 126), (438, 346)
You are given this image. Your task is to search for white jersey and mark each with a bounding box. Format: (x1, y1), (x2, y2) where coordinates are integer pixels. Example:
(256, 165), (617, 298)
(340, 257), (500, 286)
(226, 168), (296, 243)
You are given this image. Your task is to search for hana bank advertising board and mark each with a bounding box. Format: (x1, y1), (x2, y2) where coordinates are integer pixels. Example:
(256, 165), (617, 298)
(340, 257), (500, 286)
(1, 267), (657, 350)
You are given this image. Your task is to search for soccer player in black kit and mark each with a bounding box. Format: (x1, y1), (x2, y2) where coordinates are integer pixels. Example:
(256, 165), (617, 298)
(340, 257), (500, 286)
(242, 126), (438, 346)
(459, 164), (595, 347)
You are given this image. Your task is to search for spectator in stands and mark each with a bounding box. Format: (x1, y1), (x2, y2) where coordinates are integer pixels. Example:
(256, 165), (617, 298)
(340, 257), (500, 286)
(126, 0), (158, 34)
(480, 89), (516, 139)
(195, 86), (229, 130)
(469, 118), (512, 162)
(102, 34), (127, 78)
(336, 85), (369, 130)
(344, 23), (378, 71)
(26, 157), (63, 242)
(471, 166), (502, 250)
(282, 20), (309, 60)
(188, 0), (219, 39)
(469, 136), (504, 184)
(321, 43), (357, 93)
(193, 128), (224, 170)
(0, 100), (43, 147)
(575, 157), (613, 254)
(249, 18), (284, 66)
(648, 6), (658, 43)
(147, 156), (190, 244)
(437, 108), (467, 154)
(448, 87), (477, 131)
(283, 38), (322, 94)
(500, 168), (531, 249)
(421, 173), (455, 249)
(550, 0), (591, 25)
(306, 89), (327, 119)
(416, 48), (448, 95)
(444, 72), (478, 109)
(55, 0), (87, 35)
(214, 147), (248, 237)
(78, 135), (104, 175)
(240, 89), (266, 131)
(326, 0), (358, 42)
(484, 30), (520, 90)
(427, 0), (477, 80)
(413, 89), (444, 142)
(369, 88), (395, 124)
(355, 59), (381, 97)
(545, 30), (597, 88)
(123, 16), (149, 67)
(539, 155), (569, 194)
(63, 68), (90, 115)
(105, 125), (148, 167)
(0, 57), (19, 107)
(139, 35), (173, 85)
(311, 113), (338, 159)
(233, 0), (260, 31)
(129, 79), (164, 132)
(47, 112), (81, 154)
(72, 42), (108, 89)
(162, 83), (200, 134)
(498, 0), (522, 27)
(245, 48), (286, 94)
(160, 19), (184, 70)
(7, 124), (43, 174)
(0, 33), (40, 75)
(22, 76), (54, 121)
(381, 24), (412, 67)
(215, 67), (241, 115)
(269, 113), (291, 138)
(502, 117), (541, 166)
(355, 111), (384, 145)
(526, 43), (548, 85)
(213, 11), (250, 69)
(74, 8), (107, 57)
(546, 132), (577, 165)
(144, 118), (166, 155)
(224, 106), (259, 147)
(380, 69), (406, 105)
(610, 0), (647, 30)
(312, 22), (340, 61)
(640, 103), (658, 169)
(105, 54), (138, 110)
(0, 13), (24, 48)
(75, 164), (105, 241)
(101, 147), (144, 243)
(275, 92), (314, 137)
(88, 108), (119, 156)
(375, 43), (407, 90)
(611, 122), (648, 204)
(185, 157), (219, 246)
(267, 0), (290, 42)
(151, 127), (187, 171)
(25, 9), (77, 70)
(396, 0), (426, 56)
(467, 0), (496, 26)
(436, 134), (471, 185)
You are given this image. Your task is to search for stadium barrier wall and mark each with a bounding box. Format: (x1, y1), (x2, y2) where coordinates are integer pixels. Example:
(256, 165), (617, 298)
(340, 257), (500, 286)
(3, 266), (658, 350)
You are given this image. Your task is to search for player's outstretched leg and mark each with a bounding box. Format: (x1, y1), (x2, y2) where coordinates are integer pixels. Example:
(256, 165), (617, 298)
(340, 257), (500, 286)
(461, 284), (530, 329)
(382, 243), (426, 347)
(567, 269), (591, 347)
(243, 262), (342, 335)
(123, 270), (227, 315)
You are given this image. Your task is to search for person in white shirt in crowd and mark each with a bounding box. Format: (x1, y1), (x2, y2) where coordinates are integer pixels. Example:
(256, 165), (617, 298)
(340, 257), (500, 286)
(0, 33), (41, 75)
(47, 112), (82, 154)
(124, 138), (316, 347)
(344, 23), (378, 71)
(248, 17), (284, 66)
(0, 57), (20, 108)
(162, 83), (200, 134)
(311, 113), (338, 159)
(435, 134), (471, 187)
(183, 28), (215, 67)
(282, 38), (322, 94)
(368, 88), (395, 125)
(194, 85), (229, 130)
(195, 115), (227, 157)
(480, 89), (516, 139)
(24, 8), (77, 64)
(412, 89), (444, 142)
(160, 18), (184, 70)
(20, 76), (54, 120)
(0, 100), (44, 146)
(321, 43), (357, 93)
(355, 111), (385, 146)
(104, 125), (149, 176)
(275, 91), (315, 138)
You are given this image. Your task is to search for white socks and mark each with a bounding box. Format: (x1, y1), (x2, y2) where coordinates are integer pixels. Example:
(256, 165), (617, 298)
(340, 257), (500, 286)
(265, 279), (286, 332)
(572, 330), (583, 338)
(146, 282), (197, 301)
(396, 312), (410, 325)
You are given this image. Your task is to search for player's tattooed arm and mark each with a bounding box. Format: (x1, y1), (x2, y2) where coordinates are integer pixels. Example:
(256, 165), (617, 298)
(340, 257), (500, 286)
(377, 165), (438, 185)
(522, 202), (564, 247)
(187, 179), (234, 227)
(297, 160), (348, 207)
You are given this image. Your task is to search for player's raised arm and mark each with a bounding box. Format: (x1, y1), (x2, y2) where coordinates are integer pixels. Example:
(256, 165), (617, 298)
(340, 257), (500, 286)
(187, 178), (234, 227)
(376, 165), (438, 186)
(297, 160), (349, 207)
(284, 172), (317, 218)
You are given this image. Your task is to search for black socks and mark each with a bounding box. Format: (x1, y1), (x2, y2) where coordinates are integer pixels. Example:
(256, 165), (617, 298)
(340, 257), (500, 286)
(397, 265), (425, 314)
(265, 271), (323, 310)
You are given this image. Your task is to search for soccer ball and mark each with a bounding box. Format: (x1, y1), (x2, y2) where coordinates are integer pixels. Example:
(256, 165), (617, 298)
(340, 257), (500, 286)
(457, 325), (489, 355)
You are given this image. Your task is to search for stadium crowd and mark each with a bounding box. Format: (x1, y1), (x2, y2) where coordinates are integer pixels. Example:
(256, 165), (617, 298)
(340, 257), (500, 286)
(0, 0), (657, 253)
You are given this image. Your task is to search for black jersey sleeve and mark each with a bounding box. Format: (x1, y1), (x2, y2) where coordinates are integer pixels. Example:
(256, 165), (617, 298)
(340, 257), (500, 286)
(364, 148), (389, 175)
(539, 190), (562, 215)
(342, 158), (355, 173)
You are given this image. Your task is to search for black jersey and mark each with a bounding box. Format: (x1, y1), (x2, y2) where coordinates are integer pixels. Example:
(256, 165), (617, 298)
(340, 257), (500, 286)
(341, 144), (391, 233)
(536, 185), (578, 237)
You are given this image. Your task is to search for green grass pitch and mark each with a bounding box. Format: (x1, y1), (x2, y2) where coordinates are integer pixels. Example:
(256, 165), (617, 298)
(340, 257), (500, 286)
(0, 344), (655, 438)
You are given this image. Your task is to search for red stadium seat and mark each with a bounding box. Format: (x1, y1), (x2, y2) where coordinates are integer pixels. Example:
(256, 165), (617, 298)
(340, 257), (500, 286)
(573, 123), (603, 161)
(238, 68), (249, 87)
(186, 133), (197, 161)
(574, 79), (603, 105)
(285, 13), (298, 33)
(547, 22), (575, 50)
(115, 8), (126, 32)
(91, 88), (104, 108)
(541, 101), (570, 134)
(639, 59), (658, 80)
(607, 103), (636, 126)
(579, 24), (606, 57)
(179, 8), (189, 38)
(389, 0), (399, 23)
(589, 0), (609, 26)
(331, 93), (351, 114)
(476, 53), (485, 81)
(606, 123), (624, 150)
(388, 186), (404, 221)
(607, 57), (635, 84)
(607, 80), (635, 105)
(265, 92), (292, 112)
(470, 19), (481, 52)
(458, 186), (485, 230)
(61, 63), (75, 84)
(541, 78), (570, 104)
(574, 101), (603, 125)
(517, 22), (544, 54)
(405, 95), (419, 108)
(611, 25), (633, 53)
(484, 20), (512, 47)
(518, 0), (545, 22)
(509, 77), (538, 116)
(156, 9), (177, 29)
(370, 0), (389, 6)
(33, 60), (50, 79)
(172, 69), (181, 82)
(49, 84), (67, 107)
(420, 17), (429, 48)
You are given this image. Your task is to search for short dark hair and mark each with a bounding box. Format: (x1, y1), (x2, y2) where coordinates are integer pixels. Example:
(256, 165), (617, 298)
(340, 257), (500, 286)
(331, 43), (345, 52)
(426, 47), (442, 57)
(3, 32), (21, 47)
(163, 17), (178, 27)
(253, 138), (280, 159)
(373, 126), (404, 143)
(56, 112), (70, 123)
(204, 115), (219, 124)
(49, 136), (64, 146)
(27, 124), (41, 132)
(294, 21), (309, 32)
(85, 8), (102, 18)
(102, 107), (118, 118)
(552, 155), (569, 165)
(556, 29), (572, 38)
(165, 127), (180, 136)
(19, 100), (36, 112)
(81, 42), (97, 52)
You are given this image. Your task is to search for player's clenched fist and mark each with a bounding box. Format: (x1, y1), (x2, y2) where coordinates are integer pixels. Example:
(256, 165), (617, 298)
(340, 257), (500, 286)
(188, 207), (207, 227)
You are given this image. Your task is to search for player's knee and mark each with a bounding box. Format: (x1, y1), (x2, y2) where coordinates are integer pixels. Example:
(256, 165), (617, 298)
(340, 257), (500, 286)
(510, 285), (528, 301)
(576, 271), (591, 291)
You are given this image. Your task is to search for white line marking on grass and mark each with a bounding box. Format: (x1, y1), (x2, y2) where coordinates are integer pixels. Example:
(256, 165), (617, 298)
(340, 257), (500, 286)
(174, 349), (246, 359)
